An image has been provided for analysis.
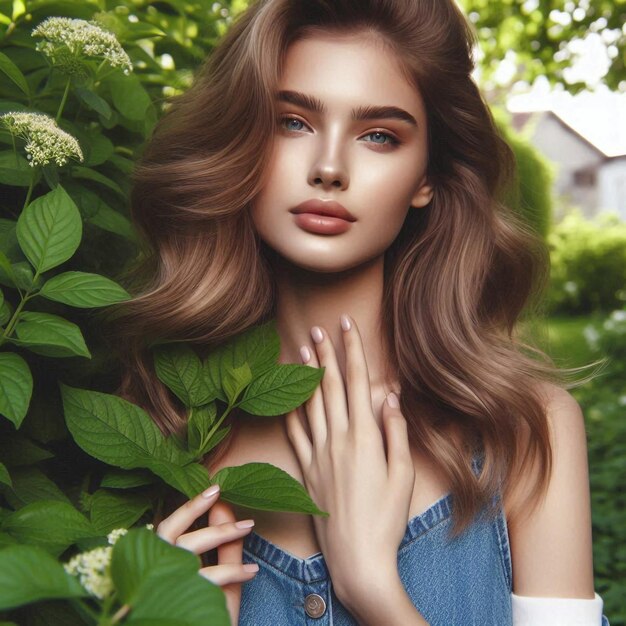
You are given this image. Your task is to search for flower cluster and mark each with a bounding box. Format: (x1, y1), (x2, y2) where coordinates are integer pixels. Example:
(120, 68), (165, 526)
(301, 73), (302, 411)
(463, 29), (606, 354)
(63, 545), (114, 600)
(32, 17), (133, 75)
(0, 112), (83, 168)
(63, 524), (154, 600)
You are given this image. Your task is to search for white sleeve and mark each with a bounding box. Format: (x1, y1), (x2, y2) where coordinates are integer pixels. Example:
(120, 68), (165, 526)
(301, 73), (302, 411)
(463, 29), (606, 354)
(511, 592), (605, 626)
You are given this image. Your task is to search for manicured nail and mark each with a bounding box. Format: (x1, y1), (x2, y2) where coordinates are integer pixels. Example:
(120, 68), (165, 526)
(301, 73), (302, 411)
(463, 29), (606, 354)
(311, 326), (323, 344)
(300, 345), (311, 363)
(235, 519), (255, 529)
(340, 314), (351, 331)
(387, 392), (399, 408)
(243, 563), (259, 572)
(202, 484), (220, 498)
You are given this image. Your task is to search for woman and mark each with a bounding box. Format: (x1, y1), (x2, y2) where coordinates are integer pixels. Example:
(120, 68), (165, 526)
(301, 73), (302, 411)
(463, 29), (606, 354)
(108, 0), (610, 624)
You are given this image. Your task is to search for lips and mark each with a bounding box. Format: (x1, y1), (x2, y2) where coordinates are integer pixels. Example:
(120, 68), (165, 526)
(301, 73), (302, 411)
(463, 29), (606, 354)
(289, 199), (356, 222)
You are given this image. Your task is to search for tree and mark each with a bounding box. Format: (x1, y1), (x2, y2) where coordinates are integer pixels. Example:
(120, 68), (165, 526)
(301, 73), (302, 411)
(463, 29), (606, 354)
(460, 0), (625, 94)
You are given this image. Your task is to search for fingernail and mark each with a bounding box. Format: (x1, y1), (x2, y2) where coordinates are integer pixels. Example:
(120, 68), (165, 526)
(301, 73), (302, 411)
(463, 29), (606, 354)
(243, 563), (259, 572)
(235, 519), (255, 529)
(387, 392), (399, 408)
(202, 484), (220, 498)
(300, 345), (311, 363)
(311, 326), (323, 344)
(340, 314), (351, 331)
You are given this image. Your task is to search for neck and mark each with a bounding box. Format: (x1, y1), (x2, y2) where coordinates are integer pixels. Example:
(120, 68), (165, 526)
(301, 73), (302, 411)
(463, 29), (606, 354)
(271, 252), (399, 401)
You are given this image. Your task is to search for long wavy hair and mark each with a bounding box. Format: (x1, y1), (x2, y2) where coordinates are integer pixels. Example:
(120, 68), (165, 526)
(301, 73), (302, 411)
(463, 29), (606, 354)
(102, 0), (601, 538)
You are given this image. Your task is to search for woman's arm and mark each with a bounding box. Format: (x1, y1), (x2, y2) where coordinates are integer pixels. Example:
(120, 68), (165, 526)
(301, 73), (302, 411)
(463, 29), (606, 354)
(507, 384), (606, 624)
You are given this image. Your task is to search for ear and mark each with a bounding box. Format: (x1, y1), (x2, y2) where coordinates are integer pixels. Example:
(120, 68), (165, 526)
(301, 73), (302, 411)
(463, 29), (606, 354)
(410, 176), (434, 209)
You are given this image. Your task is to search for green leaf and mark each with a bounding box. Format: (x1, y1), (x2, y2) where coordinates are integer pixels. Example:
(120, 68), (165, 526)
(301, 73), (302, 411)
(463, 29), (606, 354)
(0, 463), (11, 488)
(0, 544), (87, 611)
(0, 52), (29, 96)
(100, 468), (155, 489)
(0, 466), (70, 509)
(0, 433), (54, 466)
(154, 344), (215, 407)
(107, 73), (153, 121)
(39, 271), (131, 308)
(187, 403), (217, 454)
(0, 352), (32, 428)
(60, 383), (193, 468)
(213, 462), (328, 516)
(0, 150), (32, 186)
(89, 489), (151, 535)
(127, 569), (229, 625)
(60, 384), (208, 498)
(222, 362), (251, 405)
(111, 528), (229, 625)
(13, 311), (91, 358)
(202, 320), (280, 402)
(238, 363), (324, 416)
(73, 86), (112, 119)
(111, 527), (198, 601)
(71, 166), (125, 196)
(1, 500), (97, 556)
(199, 425), (230, 458)
(16, 186), (82, 274)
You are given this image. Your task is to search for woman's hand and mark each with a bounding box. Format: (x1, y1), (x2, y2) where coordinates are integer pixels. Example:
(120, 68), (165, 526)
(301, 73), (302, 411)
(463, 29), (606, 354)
(156, 485), (259, 626)
(284, 314), (415, 604)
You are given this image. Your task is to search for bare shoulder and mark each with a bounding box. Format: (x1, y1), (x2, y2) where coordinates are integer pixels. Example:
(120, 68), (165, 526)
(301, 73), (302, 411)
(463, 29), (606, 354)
(505, 380), (595, 597)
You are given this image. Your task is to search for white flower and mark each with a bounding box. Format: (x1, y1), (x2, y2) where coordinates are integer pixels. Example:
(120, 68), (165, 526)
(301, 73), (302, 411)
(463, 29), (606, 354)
(32, 17), (133, 74)
(610, 309), (626, 323)
(63, 546), (113, 600)
(582, 324), (600, 350)
(0, 112), (83, 167)
(107, 527), (128, 545)
(564, 281), (578, 295)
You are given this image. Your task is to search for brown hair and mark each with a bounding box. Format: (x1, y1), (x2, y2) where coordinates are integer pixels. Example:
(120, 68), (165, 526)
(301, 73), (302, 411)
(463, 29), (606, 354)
(102, 0), (602, 538)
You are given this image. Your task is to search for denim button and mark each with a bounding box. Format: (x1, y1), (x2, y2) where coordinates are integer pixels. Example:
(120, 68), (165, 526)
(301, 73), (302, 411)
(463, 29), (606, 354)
(304, 593), (326, 618)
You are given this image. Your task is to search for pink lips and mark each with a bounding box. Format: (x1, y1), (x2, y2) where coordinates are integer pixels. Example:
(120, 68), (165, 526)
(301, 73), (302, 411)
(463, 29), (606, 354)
(289, 199), (356, 235)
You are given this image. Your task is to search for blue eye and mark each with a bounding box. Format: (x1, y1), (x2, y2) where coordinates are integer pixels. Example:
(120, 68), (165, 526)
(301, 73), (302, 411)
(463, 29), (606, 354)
(280, 116), (307, 132)
(363, 131), (399, 146)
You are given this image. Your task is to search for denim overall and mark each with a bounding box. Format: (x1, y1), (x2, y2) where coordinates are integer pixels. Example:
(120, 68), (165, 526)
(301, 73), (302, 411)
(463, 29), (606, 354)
(240, 453), (611, 626)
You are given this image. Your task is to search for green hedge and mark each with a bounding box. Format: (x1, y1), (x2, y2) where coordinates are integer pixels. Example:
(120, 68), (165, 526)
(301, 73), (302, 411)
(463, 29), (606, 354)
(546, 210), (626, 315)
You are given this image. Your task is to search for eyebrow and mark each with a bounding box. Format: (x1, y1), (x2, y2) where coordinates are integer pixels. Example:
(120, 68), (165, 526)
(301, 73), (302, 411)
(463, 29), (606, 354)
(276, 90), (418, 128)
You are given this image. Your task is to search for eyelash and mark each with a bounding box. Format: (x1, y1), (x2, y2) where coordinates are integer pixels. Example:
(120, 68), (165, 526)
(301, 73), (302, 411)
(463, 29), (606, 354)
(278, 115), (401, 148)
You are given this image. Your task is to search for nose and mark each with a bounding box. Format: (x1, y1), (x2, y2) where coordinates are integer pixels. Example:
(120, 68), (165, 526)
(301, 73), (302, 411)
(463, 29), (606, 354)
(308, 141), (349, 191)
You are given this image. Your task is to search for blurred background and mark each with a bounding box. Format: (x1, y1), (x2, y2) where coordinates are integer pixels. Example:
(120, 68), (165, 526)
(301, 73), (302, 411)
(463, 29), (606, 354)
(0, 0), (624, 622)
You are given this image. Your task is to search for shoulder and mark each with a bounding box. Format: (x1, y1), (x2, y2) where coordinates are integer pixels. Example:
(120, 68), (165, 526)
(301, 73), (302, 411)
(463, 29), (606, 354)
(504, 381), (595, 597)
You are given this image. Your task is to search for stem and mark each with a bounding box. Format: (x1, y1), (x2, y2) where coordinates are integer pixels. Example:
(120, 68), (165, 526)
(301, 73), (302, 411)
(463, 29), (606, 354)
(0, 286), (37, 348)
(56, 76), (72, 123)
(109, 603), (131, 623)
(22, 171), (35, 212)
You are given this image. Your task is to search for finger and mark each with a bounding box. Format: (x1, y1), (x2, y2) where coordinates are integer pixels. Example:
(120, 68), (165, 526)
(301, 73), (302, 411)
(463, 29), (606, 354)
(208, 500), (245, 567)
(310, 325), (349, 438)
(340, 314), (375, 431)
(285, 407), (313, 468)
(156, 484), (221, 544)
(382, 392), (415, 486)
(299, 343), (328, 448)
(199, 562), (259, 586)
(175, 519), (255, 554)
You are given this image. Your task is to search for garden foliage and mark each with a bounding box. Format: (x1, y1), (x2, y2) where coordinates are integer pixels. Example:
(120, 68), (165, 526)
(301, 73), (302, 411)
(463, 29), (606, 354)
(0, 1), (325, 623)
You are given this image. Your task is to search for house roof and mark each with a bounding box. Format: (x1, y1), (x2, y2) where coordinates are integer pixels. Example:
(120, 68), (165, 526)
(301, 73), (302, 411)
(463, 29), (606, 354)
(508, 91), (626, 159)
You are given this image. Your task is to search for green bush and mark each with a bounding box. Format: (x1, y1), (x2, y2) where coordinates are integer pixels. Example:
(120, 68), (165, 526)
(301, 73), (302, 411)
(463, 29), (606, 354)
(574, 308), (626, 624)
(0, 2), (324, 623)
(546, 210), (626, 315)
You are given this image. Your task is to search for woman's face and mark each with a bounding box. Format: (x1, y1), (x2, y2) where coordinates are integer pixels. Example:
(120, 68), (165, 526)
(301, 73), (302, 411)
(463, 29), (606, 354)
(250, 31), (433, 273)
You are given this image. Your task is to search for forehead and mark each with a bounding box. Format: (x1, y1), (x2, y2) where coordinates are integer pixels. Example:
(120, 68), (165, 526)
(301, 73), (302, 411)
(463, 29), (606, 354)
(278, 33), (425, 121)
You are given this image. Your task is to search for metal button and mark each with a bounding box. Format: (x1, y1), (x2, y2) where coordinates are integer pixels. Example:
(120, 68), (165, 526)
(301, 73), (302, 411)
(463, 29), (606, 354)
(304, 593), (327, 618)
